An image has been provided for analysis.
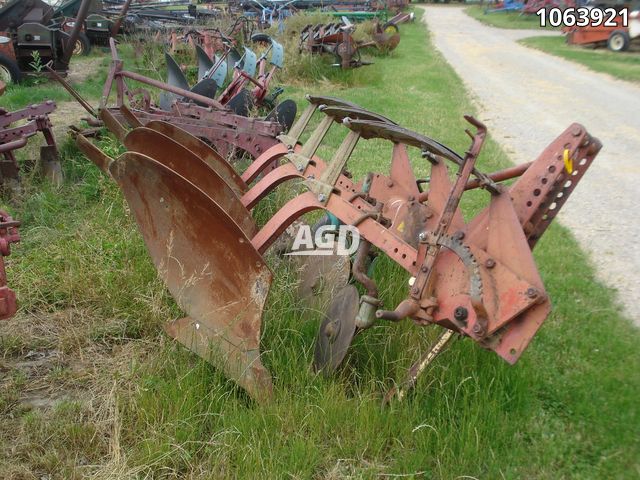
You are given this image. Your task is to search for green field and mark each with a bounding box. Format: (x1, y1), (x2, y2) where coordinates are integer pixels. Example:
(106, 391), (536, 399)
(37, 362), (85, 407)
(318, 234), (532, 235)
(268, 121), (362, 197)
(0, 13), (639, 479)
(464, 5), (556, 30)
(520, 35), (640, 83)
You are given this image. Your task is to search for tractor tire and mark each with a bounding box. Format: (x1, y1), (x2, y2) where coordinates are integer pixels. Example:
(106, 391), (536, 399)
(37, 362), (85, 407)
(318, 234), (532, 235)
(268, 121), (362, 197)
(382, 22), (399, 35)
(0, 54), (21, 84)
(607, 30), (630, 52)
(73, 32), (92, 56)
(250, 33), (272, 44)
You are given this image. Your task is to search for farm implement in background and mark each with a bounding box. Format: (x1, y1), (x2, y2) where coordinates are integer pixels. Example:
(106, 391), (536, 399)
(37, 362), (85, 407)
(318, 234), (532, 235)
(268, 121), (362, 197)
(387, 10), (414, 26)
(485, 0), (526, 14)
(484, 0), (568, 14)
(53, 0), (136, 49)
(50, 38), (296, 159)
(165, 31), (288, 116)
(300, 17), (400, 68)
(0, 0), (95, 83)
(0, 98), (61, 185)
(75, 92), (601, 403)
(0, 209), (19, 321)
(173, 16), (257, 58)
(0, 83), (31, 322)
(563, 7), (640, 52)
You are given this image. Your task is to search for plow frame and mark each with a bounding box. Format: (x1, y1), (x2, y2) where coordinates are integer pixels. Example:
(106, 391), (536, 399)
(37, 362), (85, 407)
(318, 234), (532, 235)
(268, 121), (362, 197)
(0, 100), (60, 182)
(223, 101), (601, 367)
(80, 93), (602, 401)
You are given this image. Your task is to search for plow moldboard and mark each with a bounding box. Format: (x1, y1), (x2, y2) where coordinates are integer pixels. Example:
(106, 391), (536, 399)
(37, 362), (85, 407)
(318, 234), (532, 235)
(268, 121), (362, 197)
(109, 152), (273, 401)
(123, 127), (256, 237)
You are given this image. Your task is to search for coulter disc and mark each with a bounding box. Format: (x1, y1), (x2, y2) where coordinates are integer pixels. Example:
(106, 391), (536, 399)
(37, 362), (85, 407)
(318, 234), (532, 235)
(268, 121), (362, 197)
(296, 253), (351, 309)
(314, 284), (359, 374)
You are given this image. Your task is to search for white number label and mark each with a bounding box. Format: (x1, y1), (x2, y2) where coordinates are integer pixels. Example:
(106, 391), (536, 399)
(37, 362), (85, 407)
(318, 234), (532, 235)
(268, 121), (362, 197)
(537, 7), (629, 28)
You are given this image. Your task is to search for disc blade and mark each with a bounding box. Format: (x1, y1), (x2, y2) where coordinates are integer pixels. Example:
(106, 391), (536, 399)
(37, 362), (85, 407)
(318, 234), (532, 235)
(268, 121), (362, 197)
(296, 253), (351, 309)
(109, 152), (273, 401)
(265, 99), (297, 131)
(314, 284), (359, 374)
(190, 78), (218, 104)
(227, 89), (254, 117)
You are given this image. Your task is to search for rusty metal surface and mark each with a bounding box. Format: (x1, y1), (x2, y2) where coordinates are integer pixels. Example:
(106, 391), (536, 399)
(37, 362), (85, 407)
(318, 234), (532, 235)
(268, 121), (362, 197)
(0, 209), (20, 321)
(112, 107), (282, 160)
(144, 120), (247, 196)
(86, 93), (601, 402)
(109, 152), (273, 401)
(75, 133), (113, 174)
(0, 100), (58, 182)
(123, 127), (257, 237)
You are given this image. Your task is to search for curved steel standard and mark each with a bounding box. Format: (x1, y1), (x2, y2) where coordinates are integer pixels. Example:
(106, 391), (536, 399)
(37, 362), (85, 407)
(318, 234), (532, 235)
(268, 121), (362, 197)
(79, 95), (602, 402)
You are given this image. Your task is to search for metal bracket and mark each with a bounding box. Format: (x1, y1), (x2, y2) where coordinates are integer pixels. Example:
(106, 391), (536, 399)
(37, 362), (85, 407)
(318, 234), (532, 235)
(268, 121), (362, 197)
(276, 101), (317, 148)
(304, 129), (361, 205)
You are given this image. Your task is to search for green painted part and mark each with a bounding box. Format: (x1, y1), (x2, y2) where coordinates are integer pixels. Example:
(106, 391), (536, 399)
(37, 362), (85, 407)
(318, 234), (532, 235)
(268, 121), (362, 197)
(54, 0), (101, 19)
(326, 212), (341, 227)
(54, 0), (83, 18)
(325, 10), (388, 21)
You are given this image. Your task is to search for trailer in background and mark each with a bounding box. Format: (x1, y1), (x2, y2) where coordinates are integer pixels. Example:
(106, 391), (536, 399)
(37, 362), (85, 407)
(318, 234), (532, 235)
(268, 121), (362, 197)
(564, 7), (640, 51)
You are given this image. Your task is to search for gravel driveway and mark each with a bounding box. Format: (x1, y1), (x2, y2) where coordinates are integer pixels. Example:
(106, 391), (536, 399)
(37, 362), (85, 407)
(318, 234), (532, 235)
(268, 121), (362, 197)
(422, 6), (640, 324)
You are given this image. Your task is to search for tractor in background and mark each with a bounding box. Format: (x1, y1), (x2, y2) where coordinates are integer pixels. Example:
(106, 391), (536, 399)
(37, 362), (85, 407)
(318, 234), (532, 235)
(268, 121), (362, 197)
(0, 0), (94, 84)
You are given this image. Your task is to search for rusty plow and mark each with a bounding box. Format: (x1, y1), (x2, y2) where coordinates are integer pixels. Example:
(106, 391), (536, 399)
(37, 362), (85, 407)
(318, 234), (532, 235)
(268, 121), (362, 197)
(78, 95), (602, 403)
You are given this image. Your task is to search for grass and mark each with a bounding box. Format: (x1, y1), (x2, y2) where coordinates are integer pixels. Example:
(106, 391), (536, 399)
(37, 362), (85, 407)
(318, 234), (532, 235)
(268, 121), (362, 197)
(0, 52), (111, 111)
(520, 35), (640, 83)
(0, 11), (639, 479)
(465, 5), (556, 30)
